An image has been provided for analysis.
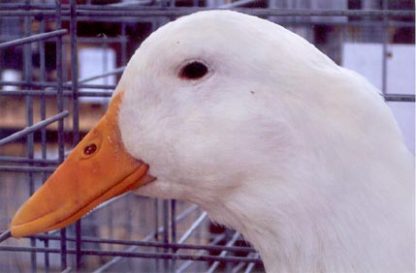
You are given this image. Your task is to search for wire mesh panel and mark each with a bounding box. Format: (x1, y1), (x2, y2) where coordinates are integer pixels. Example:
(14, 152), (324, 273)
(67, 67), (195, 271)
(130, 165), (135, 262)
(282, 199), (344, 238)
(0, 1), (414, 272)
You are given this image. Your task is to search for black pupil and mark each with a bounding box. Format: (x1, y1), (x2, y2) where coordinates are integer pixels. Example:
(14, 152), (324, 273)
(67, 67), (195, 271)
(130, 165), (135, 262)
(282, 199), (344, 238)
(84, 144), (97, 155)
(180, 61), (208, 79)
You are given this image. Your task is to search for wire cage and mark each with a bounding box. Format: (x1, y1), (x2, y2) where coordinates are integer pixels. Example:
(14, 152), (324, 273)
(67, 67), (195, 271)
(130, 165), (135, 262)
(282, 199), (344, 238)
(0, 0), (414, 272)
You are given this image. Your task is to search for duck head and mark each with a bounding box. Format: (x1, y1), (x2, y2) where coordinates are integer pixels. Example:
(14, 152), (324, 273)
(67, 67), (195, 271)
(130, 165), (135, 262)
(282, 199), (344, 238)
(11, 10), (316, 237)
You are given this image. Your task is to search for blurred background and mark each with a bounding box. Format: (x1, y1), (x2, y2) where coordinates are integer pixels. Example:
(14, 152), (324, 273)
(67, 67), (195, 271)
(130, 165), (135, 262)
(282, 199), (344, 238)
(0, 0), (414, 272)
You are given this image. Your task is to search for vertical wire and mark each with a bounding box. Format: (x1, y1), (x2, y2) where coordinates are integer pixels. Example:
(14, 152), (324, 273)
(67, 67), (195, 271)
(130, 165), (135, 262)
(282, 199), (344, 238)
(69, 0), (82, 270)
(23, 1), (36, 271)
(170, 199), (177, 270)
(206, 232), (241, 273)
(196, 207), (202, 272)
(121, 22), (127, 66)
(120, 21), (133, 243)
(243, 253), (260, 273)
(162, 200), (170, 272)
(38, 14), (50, 273)
(154, 199), (160, 272)
(55, 0), (67, 270)
(381, 0), (388, 94)
(101, 36), (115, 249)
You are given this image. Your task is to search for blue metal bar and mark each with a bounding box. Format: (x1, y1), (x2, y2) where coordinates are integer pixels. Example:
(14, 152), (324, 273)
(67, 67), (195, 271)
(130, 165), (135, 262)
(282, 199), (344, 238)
(0, 156), (58, 165)
(163, 200), (170, 271)
(90, 204), (203, 272)
(0, 8), (413, 18)
(74, 8), (416, 18)
(0, 29), (67, 49)
(231, 252), (259, 273)
(154, 199), (160, 271)
(22, 1), (36, 270)
(77, 67), (125, 84)
(92, 245), (138, 273)
(3, 90), (414, 101)
(0, 3), (413, 17)
(54, 1), (67, 270)
(0, 111), (69, 146)
(174, 234), (226, 273)
(0, 245), (263, 264)
(120, 23), (127, 66)
(0, 165), (56, 173)
(1, 90), (114, 97)
(170, 200), (177, 270)
(31, 233), (256, 254)
(0, 80), (116, 90)
(0, 230), (11, 243)
(206, 232), (241, 273)
(243, 253), (261, 273)
(69, 0), (82, 269)
(381, 0), (388, 94)
(0, 3), (63, 9)
(219, 0), (256, 9)
(177, 212), (208, 244)
(383, 94), (415, 102)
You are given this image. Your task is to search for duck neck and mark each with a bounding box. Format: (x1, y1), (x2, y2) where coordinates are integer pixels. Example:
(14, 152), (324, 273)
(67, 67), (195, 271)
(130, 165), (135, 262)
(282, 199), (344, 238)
(201, 163), (413, 273)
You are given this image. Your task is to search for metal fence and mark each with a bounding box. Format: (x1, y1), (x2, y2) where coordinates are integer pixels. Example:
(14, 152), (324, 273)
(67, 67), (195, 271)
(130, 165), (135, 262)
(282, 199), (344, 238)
(0, 1), (414, 272)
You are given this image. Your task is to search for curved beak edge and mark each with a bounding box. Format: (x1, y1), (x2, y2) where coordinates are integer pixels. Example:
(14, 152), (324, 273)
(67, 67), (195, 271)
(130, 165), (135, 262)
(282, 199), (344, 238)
(10, 92), (153, 238)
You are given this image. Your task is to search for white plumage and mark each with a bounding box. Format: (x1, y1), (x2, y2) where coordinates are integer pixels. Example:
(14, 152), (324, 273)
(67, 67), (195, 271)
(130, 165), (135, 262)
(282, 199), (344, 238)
(114, 10), (414, 273)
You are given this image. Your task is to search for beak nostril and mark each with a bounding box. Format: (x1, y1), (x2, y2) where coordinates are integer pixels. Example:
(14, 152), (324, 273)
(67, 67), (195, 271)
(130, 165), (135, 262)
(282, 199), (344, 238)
(84, 144), (97, 155)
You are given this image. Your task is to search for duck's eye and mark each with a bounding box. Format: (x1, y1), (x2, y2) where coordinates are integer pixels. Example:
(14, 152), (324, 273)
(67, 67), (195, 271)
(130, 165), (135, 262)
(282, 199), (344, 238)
(179, 61), (208, 80)
(84, 144), (97, 155)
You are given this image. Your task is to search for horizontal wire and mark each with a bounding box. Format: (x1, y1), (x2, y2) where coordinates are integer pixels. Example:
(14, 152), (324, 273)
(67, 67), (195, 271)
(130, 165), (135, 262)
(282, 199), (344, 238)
(177, 212), (208, 244)
(0, 8), (414, 18)
(0, 3), (414, 16)
(0, 156), (59, 165)
(0, 165), (56, 172)
(91, 203), (201, 272)
(3, 89), (414, 102)
(74, 8), (416, 18)
(0, 80), (115, 90)
(77, 66), (125, 84)
(244, 253), (261, 273)
(219, 0), (257, 9)
(0, 245), (262, 264)
(0, 111), (69, 146)
(0, 230), (11, 243)
(31, 233), (257, 254)
(1, 90), (113, 97)
(0, 29), (67, 49)
(383, 94), (415, 102)
(174, 233), (226, 273)
(207, 232), (242, 273)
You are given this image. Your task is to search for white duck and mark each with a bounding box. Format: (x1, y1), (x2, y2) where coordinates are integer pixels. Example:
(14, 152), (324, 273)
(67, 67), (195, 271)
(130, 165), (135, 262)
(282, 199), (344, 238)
(6, 10), (414, 273)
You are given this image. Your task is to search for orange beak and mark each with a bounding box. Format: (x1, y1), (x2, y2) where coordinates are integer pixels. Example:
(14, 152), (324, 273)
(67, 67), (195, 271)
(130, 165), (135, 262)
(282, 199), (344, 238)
(10, 92), (152, 238)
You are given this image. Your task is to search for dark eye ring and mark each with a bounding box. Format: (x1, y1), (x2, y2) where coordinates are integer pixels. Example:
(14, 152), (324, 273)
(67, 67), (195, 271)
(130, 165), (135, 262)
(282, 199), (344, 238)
(84, 143), (97, 155)
(179, 61), (208, 80)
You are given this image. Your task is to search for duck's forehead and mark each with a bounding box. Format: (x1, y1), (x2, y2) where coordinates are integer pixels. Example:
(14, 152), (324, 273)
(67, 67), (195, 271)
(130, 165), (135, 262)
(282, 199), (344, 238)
(137, 11), (272, 62)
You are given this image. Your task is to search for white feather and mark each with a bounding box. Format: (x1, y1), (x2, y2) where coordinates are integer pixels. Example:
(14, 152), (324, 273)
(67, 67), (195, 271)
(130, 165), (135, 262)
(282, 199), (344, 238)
(116, 10), (414, 273)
